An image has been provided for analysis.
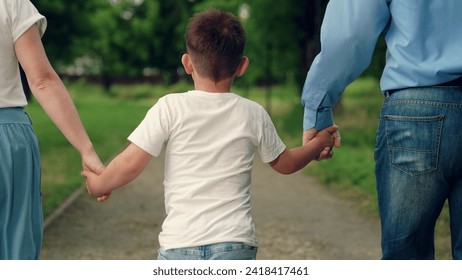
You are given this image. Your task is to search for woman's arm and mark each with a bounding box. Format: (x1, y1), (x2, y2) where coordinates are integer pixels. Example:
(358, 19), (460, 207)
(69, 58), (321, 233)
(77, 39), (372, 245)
(14, 24), (103, 173)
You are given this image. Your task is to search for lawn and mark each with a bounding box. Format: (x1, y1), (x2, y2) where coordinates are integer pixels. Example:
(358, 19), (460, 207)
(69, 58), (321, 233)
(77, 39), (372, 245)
(26, 81), (153, 217)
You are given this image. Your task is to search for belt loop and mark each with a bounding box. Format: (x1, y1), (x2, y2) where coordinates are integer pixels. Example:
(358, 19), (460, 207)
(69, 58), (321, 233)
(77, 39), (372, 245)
(384, 91), (391, 98)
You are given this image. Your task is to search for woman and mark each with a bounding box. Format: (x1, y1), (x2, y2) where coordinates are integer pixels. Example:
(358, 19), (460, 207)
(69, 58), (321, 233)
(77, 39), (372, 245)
(0, 0), (104, 259)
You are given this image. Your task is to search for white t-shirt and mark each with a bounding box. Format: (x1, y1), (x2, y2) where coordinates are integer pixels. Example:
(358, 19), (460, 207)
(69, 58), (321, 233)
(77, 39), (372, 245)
(128, 90), (286, 250)
(0, 0), (46, 108)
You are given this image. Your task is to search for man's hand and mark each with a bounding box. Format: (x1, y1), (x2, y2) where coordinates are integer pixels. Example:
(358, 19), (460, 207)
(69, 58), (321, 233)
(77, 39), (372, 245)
(303, 128), (319, 146)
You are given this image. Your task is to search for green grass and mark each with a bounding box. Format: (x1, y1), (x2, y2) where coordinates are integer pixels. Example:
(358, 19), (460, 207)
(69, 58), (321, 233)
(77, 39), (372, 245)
(300, 77), (381, 215)
(26, 82), (154, 217)
(30, 78), (451, 258)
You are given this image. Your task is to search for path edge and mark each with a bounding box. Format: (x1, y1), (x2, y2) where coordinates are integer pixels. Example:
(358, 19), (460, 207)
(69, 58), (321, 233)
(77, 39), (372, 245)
(43, 186), (84, 230)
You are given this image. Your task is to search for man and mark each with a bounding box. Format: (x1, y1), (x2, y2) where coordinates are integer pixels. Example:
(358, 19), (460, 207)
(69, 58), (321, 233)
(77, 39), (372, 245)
(302, 0), (462, 259)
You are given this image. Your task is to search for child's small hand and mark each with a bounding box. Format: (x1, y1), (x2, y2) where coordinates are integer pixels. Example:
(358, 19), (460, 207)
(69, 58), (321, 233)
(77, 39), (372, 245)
(313, 125), (339, 160)
(81, 170), (111, 202)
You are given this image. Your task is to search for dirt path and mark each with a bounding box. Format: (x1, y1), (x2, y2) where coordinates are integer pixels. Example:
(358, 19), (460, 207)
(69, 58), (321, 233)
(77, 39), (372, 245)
(40, 155), (381, 260)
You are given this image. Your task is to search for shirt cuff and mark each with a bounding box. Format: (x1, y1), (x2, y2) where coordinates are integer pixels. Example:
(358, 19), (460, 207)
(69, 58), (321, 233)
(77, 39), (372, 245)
(303, 106), (334, 131)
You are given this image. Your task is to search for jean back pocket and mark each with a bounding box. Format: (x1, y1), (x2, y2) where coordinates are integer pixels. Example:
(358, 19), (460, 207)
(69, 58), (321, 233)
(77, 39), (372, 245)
(384, 114), (444, 176)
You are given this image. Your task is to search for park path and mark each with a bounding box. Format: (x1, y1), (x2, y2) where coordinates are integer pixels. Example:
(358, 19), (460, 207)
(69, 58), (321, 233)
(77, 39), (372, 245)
(40, 154), (381, 260)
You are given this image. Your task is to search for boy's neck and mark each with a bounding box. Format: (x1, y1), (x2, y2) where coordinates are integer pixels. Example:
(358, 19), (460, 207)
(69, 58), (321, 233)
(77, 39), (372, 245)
(193, 77), (234, 93)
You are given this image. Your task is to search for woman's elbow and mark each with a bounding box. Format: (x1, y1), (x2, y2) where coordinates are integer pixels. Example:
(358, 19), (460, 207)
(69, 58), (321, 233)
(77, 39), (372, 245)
(28, 69), (57, 92)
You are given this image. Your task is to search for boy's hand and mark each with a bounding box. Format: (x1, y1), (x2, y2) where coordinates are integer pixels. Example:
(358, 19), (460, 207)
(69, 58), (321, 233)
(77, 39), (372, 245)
(310, 125), (340, 160)
(81, 170), (111, 202)
(304, 126), (341, 147)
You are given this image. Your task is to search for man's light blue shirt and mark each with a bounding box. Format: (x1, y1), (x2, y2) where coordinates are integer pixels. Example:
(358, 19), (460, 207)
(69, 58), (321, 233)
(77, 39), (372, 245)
(302, 0), (462, 130)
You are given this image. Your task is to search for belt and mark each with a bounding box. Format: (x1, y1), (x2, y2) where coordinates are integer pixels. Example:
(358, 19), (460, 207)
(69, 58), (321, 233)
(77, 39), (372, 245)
(439, 75), (462, 86)
(386, 76), (462, 96)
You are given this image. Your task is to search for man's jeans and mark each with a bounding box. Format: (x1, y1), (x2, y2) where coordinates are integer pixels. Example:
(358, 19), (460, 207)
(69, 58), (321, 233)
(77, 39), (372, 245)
(375, 86), (462, 259)
(157, 242), (257, 260)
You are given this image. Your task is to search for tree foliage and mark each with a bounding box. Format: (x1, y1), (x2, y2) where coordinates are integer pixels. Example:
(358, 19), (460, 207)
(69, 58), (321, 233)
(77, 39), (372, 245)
(32, 0), (95, 64)
(33, 0), (383, 90)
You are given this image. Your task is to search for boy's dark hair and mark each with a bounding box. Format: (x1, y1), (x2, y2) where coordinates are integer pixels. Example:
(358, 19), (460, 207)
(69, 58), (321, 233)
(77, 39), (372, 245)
(185, 9), (246, 82)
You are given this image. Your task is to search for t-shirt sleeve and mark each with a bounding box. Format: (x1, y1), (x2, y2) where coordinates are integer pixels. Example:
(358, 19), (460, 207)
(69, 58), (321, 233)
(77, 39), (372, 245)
(127, 99), (170, 157)
(10, 0), (47, 41)
(258, 108), (286, 163)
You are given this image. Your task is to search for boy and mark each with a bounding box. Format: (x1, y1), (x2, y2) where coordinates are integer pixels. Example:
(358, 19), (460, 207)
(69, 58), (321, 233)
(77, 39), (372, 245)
(82, 9), (337, 260)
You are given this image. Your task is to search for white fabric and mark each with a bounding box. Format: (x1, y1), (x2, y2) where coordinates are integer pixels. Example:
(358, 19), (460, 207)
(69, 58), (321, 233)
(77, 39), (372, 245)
(0, 0), (46, 108)
(128, 90), (286, 250)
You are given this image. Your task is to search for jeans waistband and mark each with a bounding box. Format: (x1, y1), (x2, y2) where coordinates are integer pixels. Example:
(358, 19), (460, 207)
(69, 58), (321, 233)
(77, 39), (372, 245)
(386, 77), (462, 97)
(0, 107), (30, 124)
(384, 86), (462, 104)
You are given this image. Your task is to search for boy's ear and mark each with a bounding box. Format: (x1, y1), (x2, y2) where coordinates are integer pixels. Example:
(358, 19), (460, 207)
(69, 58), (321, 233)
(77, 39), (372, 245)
(181, 54), (193, 74)
(235, 56), (249, 77)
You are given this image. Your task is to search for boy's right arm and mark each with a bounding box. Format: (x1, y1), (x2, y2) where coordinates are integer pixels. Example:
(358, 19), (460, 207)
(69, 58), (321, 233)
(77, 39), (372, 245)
(82, 143), (153, 197)
(269, 125), (337, 175)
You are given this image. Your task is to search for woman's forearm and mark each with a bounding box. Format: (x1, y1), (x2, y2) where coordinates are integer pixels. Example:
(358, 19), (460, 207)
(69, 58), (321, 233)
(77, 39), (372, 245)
(15, 24), (95, 158)
(31, 72), (95, 157)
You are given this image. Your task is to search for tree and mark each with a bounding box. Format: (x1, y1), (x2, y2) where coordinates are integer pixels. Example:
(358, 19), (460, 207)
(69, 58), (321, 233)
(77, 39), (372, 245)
(82, 0), (158, 89)
(32, 0), (96, 66)
(34, 0), (196, 89)
(32, 0), (383, 92)
(150, 0), (197, 84)
(193, 0), (329, 89)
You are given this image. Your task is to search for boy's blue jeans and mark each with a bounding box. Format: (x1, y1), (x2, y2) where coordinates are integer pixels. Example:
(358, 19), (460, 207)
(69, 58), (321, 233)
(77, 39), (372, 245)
(157, 242), (257, 260)
(375, 86), (462, 259)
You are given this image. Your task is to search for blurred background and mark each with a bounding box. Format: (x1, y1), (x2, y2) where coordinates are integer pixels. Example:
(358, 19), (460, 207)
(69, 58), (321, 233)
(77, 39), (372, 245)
(28, 0), (450, 258)
(31, 0), (385, 91)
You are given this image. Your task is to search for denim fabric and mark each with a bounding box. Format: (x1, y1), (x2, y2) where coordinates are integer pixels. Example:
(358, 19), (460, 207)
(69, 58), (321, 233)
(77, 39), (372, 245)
(157, 242), (257, 260)
(375, 87), (462, 259)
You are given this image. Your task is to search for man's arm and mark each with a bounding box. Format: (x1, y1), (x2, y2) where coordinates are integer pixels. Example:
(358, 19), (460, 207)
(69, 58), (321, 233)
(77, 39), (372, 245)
(302, 0), (390, 131)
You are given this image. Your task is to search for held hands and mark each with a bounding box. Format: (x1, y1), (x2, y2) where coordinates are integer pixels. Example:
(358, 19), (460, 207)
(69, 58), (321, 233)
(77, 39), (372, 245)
(81, 152), (110, 202)
(81, 168), (111, 202)
(303, 125), (341, 160)
(81, 153), (110, 202)
(81, 152), (104, 174)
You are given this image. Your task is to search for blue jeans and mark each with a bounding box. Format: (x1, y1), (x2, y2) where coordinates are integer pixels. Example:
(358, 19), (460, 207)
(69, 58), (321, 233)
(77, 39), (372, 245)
(157, 242), (257, 260)
(375, 87), (462, 259)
